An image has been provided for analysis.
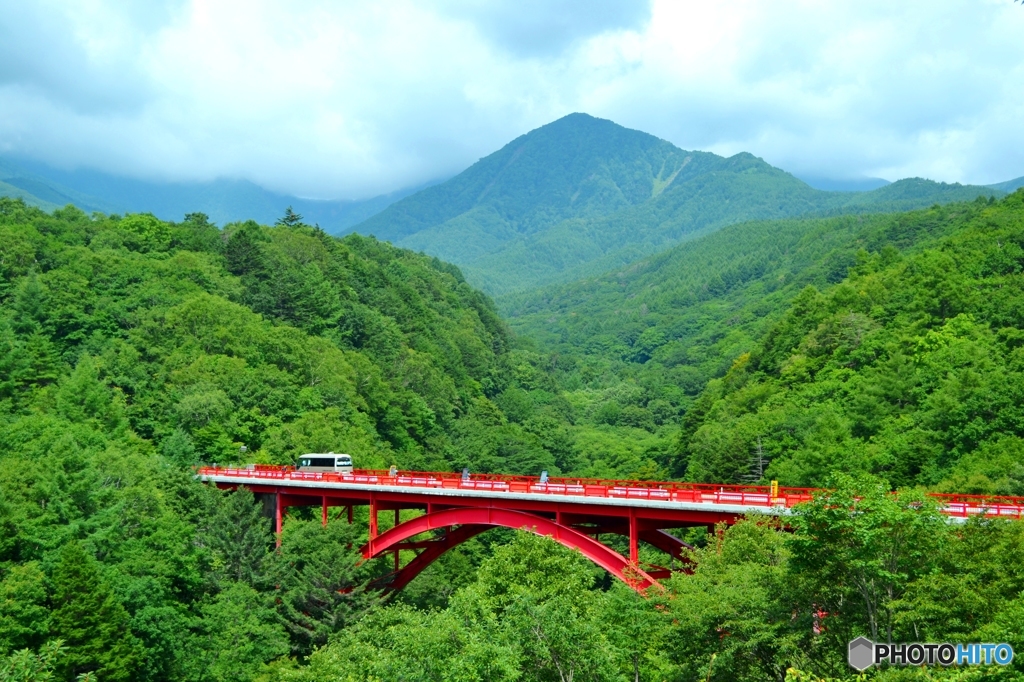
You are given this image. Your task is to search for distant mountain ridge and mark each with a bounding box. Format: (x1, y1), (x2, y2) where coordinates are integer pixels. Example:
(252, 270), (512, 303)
(990, 175), (1024, 193)
(3, 113), (1017, 296)
(0, 158), (121, 214)
(0, 156), (431, 230)
(352, 113), (1005, 295)
(795, 175), (891, 192)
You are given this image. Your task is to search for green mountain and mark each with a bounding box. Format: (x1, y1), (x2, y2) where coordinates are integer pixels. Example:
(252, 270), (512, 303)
(353, 113), (1003, 295)
(357, 113), (701, 246)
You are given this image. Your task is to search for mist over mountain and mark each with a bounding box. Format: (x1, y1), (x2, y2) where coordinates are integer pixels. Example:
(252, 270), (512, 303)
(352, 114), (1004, 295)
(0, 156), (433, 229)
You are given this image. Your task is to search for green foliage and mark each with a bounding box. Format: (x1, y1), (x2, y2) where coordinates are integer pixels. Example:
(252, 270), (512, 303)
(204, 487), (273, 588)
(275, 207), (303, 228)
(789, 477), (946, 643)
(198, 582), (289, 682)
(664, 518), (806, 681)
(295, 534), (624, 682)
(0, 564), (48, 654)
(293, 604), (521, 682)
(0, 640), (64, 682)
(271, 513), (376, 655)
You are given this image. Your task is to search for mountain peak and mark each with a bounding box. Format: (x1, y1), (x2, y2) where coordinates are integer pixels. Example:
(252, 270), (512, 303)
(353, 113), (690, 247)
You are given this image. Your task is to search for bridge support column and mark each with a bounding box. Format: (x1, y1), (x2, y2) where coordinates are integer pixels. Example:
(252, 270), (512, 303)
(394, 510), (401, 572)
(322, 496), (328, 528)
(369, 495), (378, 540)
(275, 492), (283, 548)
(629, 510), (638, 565)
(347, 505), (353, 524)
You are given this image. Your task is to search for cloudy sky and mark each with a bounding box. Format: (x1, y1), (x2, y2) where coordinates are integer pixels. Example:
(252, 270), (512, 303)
(1, 0), (1023, 199)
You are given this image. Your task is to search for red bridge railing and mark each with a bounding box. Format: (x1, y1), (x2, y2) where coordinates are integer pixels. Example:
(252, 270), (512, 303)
(196, 466), (1024, 518)
(928, 492), (1024, 519)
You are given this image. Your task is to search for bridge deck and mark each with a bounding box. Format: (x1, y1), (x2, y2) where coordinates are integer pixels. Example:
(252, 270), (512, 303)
(197, 466), (1024, 521)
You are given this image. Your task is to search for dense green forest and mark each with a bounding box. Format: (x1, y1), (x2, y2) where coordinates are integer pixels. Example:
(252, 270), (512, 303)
(3, 193), (1024, 681)
(503, 197), (1017, 482)
(674, 191), (1024, 491)
(0, 197), (572, 681)
(355, 113), (1003, 295)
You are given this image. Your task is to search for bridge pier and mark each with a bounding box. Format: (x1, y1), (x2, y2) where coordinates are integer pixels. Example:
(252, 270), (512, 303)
(629, 510), (638, 565)
(369, 494), (378, 539)
(393, 509), (401, 572)
(275, 492), (282, 547)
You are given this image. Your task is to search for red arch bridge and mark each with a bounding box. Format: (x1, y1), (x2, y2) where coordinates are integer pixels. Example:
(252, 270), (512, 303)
(198, 466), (1024, 593)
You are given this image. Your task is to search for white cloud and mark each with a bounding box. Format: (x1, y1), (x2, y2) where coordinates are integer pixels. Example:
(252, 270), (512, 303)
(0, 0), (1022, 198)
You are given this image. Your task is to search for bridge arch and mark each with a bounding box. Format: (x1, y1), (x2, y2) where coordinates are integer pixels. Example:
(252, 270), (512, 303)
(361, 507), (660, 592)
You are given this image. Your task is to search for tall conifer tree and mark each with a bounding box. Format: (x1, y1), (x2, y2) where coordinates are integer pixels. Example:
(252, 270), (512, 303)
(49, 542), (141, 682)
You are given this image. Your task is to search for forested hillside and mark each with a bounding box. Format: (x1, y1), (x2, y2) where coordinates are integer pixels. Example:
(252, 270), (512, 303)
(353, 113), (1002, 294)
(0, 198), (576, 681)
(502, 199), (993, 479)
(0, 200), (539, 473)
(676, 190), (1024, 492)
(506, 190), (1024, 496)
